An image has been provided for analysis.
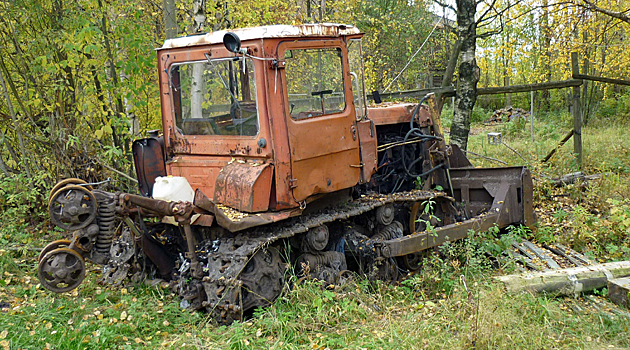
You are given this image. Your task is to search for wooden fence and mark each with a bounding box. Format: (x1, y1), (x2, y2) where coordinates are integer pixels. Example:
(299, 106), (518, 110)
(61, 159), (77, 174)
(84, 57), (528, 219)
(370, 53), (630, 169)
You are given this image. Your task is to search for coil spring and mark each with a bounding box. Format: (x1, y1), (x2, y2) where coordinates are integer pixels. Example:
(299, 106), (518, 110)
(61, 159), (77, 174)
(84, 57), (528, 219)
(371, 221), (403, 241)
(95, 197), (116, 255)
(299, 251), (345, 268)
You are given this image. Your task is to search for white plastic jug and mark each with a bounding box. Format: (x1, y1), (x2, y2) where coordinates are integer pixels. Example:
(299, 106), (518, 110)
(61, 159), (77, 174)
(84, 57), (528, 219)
(152, 176), (194, 202)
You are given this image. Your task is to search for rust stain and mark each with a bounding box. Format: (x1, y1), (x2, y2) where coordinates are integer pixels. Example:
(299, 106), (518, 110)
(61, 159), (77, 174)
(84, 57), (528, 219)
(214, 161), (273, 212)
(368, 103), (432, 127)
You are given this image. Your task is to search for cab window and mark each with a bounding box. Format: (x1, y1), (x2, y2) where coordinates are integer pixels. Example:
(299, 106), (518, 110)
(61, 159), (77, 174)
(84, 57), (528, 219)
(284, 48), (346, 120)
(170, 57), (258, 136)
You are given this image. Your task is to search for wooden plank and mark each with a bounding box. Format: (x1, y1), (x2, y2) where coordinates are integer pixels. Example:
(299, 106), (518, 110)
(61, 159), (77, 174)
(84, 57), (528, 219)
(541, 130), (574, 163)
(522, 240), (561, 269)
(543, 244), (584, 267)
(571, 52), (583, 169)
(555, 243), (593, 265)
(478, 80), (582, 95)
(369, 80), (583, 101)
(574, 74), (630, 86)
(608, 277), (630, 308)
(497, 261), (630, 296)
(511, 252), (545, 271)
(512, 242), (542, 261)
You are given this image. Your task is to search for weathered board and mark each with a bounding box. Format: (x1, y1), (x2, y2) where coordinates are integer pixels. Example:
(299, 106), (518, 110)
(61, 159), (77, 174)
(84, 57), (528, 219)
(497, 261), (630, 296)
(608, 277), (630, 308)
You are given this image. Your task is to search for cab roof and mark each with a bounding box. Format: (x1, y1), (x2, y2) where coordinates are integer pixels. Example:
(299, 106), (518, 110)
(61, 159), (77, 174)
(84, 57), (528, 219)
(161, 23), (361, 50)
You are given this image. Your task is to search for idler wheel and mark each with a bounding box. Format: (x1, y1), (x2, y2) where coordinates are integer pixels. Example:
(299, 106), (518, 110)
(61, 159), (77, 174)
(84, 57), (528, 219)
(49, 185), (97, 231)
(373, 257), (399, 283)
(38, 248), (86, 293)
(401, 250), (428, 271)
(38, 239), (72, 262)
(403, 201), (440, 271)
(48, 178), (92, 206)
(239, 247), (286, 314)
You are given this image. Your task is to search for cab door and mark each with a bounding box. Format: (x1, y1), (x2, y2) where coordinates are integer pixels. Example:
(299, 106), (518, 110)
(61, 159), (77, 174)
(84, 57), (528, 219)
(279, 40), (361, 202)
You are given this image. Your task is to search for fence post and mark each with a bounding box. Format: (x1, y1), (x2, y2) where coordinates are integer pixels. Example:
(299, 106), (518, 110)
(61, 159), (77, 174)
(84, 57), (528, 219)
(530, 90), (534, 142)
(571, 52), (583, 169)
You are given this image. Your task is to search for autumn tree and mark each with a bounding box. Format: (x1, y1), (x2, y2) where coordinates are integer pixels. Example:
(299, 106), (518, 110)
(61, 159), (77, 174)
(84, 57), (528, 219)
(434, 0), (514, 150)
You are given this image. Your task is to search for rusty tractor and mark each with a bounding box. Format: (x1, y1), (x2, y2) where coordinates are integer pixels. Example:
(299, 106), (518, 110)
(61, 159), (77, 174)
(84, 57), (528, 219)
(38, 24), (534, 324)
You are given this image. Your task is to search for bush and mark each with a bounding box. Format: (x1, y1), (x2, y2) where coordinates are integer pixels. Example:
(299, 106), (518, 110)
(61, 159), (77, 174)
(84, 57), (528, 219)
(0, 172), (49, 226)
(597, 93), (630, 122)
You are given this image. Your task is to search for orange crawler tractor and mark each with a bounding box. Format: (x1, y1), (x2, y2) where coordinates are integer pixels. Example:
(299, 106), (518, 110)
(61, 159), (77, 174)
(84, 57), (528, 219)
(39, 24), (534, 323)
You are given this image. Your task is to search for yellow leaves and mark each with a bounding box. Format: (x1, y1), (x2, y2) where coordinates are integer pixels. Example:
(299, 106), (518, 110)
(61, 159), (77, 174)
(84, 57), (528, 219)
(0, 331), (6, 339)
(94, 123), (113, 140)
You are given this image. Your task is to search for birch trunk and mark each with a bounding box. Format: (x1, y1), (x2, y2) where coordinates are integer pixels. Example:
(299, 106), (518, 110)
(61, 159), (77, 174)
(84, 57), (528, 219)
(190, 0), (208, 126)
(450, 0), (479, 151)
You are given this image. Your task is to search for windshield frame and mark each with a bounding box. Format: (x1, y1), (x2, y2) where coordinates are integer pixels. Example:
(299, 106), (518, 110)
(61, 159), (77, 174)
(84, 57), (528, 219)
(168, 55), (261, 139)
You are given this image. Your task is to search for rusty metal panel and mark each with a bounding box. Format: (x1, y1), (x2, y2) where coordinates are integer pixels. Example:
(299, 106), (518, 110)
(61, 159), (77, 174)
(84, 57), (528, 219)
(367, 103), (432, 126)
(132, 137), (166, 197)
(214, 161), (273, 213)
(449, 167), (527, 219)
(381, 166), (536, 258)
(279, 40), (362, 203)
(356, 119), (377, 183)
(166, 156), (230, 201)
(192, 214), (215, 227)
(213, 205), (302, 232)
(521, 167), (536, 229)
(381, 211), (501, 257)
(448, 144), (473, 168)
(289, 150), (361, 201)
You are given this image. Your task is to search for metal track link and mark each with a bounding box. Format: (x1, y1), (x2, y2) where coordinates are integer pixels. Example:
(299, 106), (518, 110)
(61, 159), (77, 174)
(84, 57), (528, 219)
(200, 189), (446, 323)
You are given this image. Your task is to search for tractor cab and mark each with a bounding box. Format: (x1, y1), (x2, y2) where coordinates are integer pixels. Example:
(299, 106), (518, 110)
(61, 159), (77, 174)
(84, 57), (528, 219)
(134, 24), (372, 214)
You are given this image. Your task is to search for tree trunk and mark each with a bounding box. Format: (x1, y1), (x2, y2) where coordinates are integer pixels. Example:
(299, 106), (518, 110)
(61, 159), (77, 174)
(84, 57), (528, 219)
(450, 0), (479, 151)
(437, 38), (462, 112)
(503, 11), (511, 108)
(97, 0), (123, 154)
(163, 0), (178, 39)
(190, 0), (208, 128)
(0, 129), (13, 175)
(0, 66), (31, 178)
(497, 261), (630, 296)
(540, 0), (551, 111)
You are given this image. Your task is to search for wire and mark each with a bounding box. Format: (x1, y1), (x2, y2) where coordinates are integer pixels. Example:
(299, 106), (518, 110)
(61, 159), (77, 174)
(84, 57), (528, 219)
(384, 18), (443, 93)
(244, 53), (276, 61)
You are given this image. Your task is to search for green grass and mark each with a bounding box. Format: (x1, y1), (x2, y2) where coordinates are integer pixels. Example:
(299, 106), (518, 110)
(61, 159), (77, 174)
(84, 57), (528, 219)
(2, 114), (630, 349)
(3, 252), (629, 349)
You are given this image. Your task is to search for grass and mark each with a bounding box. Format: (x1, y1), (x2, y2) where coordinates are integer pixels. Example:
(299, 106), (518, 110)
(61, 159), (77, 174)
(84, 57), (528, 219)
(2, 113), (630, 349)
(3, 252), (629, 349)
